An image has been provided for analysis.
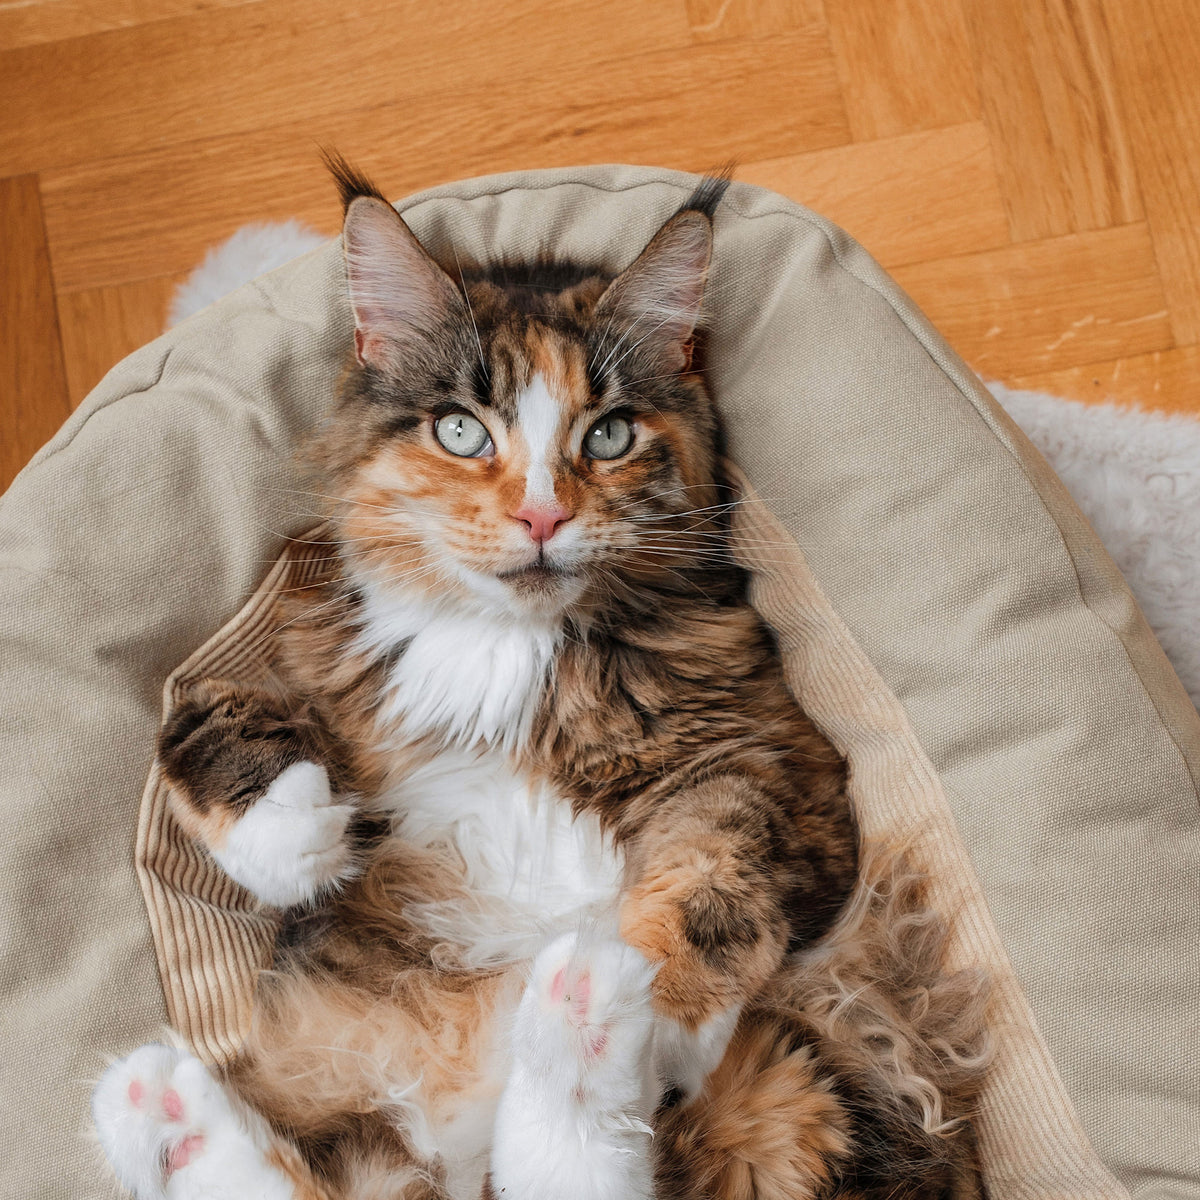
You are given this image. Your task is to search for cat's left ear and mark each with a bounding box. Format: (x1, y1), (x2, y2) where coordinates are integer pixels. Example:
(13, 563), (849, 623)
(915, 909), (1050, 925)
(322, 153), (465, 369)
(594, 207), (715, 376)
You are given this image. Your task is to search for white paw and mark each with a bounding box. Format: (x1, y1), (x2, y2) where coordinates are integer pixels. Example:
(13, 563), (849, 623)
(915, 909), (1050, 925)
(91, 1044), (296, 1200)
(494, 935), (659, 1200)
(653, 1002), (743, 1104)
(212, 760), (355, 907)
(510, 930), (660, 1110)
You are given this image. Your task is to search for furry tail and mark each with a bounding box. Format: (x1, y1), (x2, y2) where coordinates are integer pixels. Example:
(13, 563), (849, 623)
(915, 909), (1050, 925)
(655, 843), (991, 1200)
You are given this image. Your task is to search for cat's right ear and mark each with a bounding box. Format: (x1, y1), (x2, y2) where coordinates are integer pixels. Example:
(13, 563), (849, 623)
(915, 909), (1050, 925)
(341, 196), (464, 370)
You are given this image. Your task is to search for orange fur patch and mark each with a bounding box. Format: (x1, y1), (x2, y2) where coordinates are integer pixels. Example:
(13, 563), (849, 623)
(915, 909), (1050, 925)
(657, 1017), (851, 1200)
(620, 860), (772, 1028)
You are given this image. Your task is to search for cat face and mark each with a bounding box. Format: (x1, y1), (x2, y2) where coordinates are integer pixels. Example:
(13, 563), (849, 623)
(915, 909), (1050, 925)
(322, 176), (730, 623)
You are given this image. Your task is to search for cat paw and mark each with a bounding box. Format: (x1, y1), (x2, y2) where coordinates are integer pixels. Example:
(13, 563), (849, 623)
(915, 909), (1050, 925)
(494, 936), (659, 1200)
(511, 931), (659, 1105)
(91, 1044), (296, 1200)
(211, 760), (355, 907)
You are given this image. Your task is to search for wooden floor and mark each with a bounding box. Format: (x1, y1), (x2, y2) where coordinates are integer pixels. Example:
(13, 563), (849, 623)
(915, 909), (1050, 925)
(3, 0), (1199, 491)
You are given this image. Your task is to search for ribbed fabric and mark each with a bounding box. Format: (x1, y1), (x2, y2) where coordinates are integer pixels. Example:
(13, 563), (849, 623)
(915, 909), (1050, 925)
(135, 534), (332, 1065)
(727, 467), (1126, 1199)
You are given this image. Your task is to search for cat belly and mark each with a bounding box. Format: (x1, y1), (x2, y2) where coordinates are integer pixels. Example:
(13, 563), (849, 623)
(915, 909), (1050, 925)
(382, 748), (626, 967)
(361, 751), (629, 1196)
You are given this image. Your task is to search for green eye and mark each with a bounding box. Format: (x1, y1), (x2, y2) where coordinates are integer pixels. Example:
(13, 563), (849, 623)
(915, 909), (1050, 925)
(584, 414), (634, 460)
(435, 412), (492, 457)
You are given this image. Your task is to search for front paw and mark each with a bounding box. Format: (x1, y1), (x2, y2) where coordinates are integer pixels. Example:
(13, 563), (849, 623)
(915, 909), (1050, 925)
(211, 761), (355, 907)
(619, 868), (781, 1030)
(619, 879), (730, 1028)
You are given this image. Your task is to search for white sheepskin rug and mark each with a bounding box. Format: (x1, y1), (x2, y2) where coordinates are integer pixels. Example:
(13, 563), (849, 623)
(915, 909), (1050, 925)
(171, 224), (1200, 713)
(987, 383), (1200, 709)
(167, 220), (327, 328)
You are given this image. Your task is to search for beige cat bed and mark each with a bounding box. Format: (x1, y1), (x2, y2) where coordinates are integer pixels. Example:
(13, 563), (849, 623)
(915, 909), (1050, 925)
(2, 166), (1197, 1200)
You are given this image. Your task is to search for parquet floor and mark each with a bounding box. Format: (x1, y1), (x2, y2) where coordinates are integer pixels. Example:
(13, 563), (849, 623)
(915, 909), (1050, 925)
(3, 0), (1199, 491)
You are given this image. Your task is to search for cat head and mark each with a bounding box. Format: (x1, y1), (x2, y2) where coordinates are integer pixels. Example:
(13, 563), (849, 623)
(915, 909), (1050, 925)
(318, 158), (736, 626)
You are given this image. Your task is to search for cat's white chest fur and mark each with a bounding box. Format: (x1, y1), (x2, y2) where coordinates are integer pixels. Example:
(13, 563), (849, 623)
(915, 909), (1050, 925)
(359, 582), (561, 752)
(358, 580), (626, 960)
(385, 749), (625, 965)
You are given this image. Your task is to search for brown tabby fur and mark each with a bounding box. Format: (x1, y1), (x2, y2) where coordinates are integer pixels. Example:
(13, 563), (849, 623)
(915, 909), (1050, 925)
(155, 160), (990, 1197)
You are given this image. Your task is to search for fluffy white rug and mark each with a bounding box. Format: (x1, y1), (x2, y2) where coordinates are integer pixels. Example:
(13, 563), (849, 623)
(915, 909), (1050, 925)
(167, 221), (327, 328)
(986, 383), (1200, 708)
(171, 224), (1200, 712)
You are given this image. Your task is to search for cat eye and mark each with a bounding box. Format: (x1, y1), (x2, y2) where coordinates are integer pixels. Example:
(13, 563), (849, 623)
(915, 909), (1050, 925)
(583, 414), (634, 460)
(434, 412), (493, 458)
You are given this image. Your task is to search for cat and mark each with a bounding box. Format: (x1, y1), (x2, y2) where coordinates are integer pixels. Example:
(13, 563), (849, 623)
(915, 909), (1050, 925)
(91, 161), (989, 1200)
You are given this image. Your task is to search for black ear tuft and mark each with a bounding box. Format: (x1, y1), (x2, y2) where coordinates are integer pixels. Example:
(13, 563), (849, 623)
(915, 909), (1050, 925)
(321, 149), (389, 214)
(678, 166), (734, 221)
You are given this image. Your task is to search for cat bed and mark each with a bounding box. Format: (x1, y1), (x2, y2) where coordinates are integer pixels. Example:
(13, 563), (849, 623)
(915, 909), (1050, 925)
(1, 165), (1197, 1200)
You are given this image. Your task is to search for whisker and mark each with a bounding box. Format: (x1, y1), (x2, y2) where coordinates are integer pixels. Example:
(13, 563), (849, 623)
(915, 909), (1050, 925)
(453, 245), (490, 385)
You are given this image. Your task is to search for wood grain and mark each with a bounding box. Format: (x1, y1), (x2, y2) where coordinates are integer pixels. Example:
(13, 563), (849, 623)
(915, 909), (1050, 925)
(1102, 0), (1200, 346)
(1012, 345), (1200, 417)
(893, 224), (1171, 377)
(0, 0), (266, 53)
(42, 30), (849, 293)
(0, 174), (70, 491)
(963, 0), (1141, 242)
(0, 0), (692, 176)
(824, 0), (979, 140)
(740, 123), (1008, 269)
(685, 0), (824, 41)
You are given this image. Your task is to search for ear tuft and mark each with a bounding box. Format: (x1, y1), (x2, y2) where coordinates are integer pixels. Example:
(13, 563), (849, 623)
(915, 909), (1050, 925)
(679, 168), (733, 221)
(321, 149), (389, 214)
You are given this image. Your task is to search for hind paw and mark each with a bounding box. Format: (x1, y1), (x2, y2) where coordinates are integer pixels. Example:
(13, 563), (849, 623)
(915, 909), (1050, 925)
(512, 932), (658, 1102)
(495, 935), (659, 1200)
(92, 1044), (296, 1199)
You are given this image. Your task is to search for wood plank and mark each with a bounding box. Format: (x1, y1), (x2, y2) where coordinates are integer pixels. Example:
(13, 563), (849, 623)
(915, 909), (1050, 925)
(963, 0), (1142, 242)
(0, 172), (70, 487)
(56, 274), (180, 407)
(0, 0), (692, 177)
(739, 122), (1008, 269)
(0, 0), (266, 53)
(824, 0), (978, 140)
(686, 0), (824, 41)
(42, 31), (850, 293)
(1103, 0), (1200, 345)
(0, 174), (70, 492)
(892, 223), (1171, 378)
(1011, 344), (1200, 418)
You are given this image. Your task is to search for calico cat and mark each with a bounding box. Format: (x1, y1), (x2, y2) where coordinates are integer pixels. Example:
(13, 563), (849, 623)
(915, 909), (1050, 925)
(91, 162), (989, 1200)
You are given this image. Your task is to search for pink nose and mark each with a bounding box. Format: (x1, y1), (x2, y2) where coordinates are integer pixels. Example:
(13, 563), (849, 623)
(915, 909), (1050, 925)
(512, 503), (573, 543)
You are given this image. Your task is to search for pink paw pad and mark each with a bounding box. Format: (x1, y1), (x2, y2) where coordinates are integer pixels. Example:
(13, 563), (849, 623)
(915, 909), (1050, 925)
(166, 1133), (205, 1175)
(550, 964), (609, 1058)
(550, 965), (592, 1022)
(161, 1088), (185, 1122)
(127, 1080), (144, 1108)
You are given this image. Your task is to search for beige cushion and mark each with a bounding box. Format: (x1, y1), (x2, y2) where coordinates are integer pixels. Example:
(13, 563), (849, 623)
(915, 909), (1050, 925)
(2, 165), (1197, 1199)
